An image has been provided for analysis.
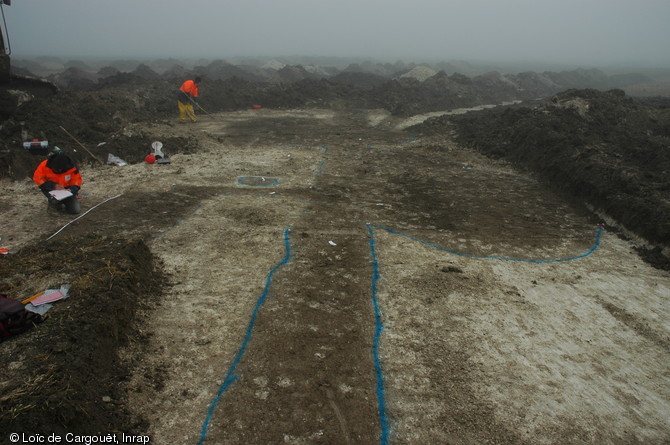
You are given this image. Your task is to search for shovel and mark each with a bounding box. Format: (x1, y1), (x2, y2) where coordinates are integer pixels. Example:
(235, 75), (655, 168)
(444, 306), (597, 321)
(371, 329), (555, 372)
(189, 96), (211, 115)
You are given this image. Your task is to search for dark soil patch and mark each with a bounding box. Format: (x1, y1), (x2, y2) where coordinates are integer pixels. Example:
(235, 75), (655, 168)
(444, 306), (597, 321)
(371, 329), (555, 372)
(59, 185), (221, 240)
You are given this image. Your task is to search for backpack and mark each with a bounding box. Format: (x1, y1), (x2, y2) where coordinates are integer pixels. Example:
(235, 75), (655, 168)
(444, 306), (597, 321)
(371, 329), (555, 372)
(0, 295), (41, 341)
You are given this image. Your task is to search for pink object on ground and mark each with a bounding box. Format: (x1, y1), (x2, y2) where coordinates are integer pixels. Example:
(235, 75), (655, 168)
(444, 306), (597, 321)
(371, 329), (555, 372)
(30, 290), (66, 306)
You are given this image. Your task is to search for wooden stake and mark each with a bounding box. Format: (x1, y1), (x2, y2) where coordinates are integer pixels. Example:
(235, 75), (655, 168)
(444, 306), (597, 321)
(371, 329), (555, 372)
(59, 126), (105, 165)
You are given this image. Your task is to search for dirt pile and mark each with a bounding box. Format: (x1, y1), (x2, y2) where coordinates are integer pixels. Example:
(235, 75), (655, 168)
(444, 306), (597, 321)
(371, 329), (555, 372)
(399, 66), (438, 82)
(0, 236), (162, 435)
(414, 88), (670, 264)
(370, 71), (528, 117)
(0, 76), (201, 179)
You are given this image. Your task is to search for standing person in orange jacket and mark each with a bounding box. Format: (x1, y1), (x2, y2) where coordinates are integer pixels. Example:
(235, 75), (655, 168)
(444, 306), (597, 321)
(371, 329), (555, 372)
(33, 151), (83, 214)
(177, 76), (201, 122)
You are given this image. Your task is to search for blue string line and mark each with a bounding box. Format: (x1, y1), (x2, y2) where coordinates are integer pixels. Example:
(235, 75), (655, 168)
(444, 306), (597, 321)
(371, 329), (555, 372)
(369, 224), (603, 263)
(366, 224), (390, 445)
(365, 223), (603, 445)
(197, 228), (292, 445)
(299, 145), (329, 217)
(237, 176), (281, 187)
(315, 145), (329, 179)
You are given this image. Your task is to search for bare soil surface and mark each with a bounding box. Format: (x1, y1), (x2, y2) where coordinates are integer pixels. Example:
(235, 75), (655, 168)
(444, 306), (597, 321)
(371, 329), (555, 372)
(1, 102), (669, 445)
(1, 71), (670, 444)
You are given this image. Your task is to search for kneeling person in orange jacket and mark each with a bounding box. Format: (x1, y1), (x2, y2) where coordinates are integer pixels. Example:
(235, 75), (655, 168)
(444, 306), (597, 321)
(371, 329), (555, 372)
(33, 152), (83, 214)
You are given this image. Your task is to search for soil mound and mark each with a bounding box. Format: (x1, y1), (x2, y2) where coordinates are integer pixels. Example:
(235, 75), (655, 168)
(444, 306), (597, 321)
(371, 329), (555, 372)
(399, 66), (438, 82)
(414, 88), (670, 265)
(0, 75), (198, 179)
(0, 236), (162, 435)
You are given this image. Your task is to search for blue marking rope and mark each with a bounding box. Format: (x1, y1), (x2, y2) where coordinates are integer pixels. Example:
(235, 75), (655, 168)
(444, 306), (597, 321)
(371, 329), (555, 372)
(315, 145), (329, 179)
(365, 222), (604, 444)
(237, 176), (281, 187)
(197, 228), (292, 445)
(366, 224), (390, 445)
(299, 145), (329, 217)
(369, 224), (603, 263)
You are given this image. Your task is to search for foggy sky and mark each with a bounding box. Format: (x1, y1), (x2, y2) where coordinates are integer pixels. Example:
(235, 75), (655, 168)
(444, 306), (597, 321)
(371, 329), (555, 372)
(2, 0), (670, 67)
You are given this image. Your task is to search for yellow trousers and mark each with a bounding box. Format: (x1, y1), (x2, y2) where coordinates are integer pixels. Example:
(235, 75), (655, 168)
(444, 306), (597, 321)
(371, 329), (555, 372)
(178, 101), (197, 122)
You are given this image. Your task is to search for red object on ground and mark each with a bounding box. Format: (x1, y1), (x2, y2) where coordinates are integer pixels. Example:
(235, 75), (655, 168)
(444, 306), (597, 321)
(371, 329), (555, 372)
(251, 105), (262, 110)
(144, 153), (156, 164)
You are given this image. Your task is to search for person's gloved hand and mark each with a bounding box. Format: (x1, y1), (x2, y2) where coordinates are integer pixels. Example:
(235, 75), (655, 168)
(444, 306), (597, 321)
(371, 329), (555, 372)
(67, 185), (80, 195)
(39, 181), (56, 193)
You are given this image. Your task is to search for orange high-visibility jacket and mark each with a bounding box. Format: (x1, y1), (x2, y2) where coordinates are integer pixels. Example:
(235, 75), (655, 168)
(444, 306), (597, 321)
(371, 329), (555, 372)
(179, 79), (199, 99)
(33, 160), (83, 189)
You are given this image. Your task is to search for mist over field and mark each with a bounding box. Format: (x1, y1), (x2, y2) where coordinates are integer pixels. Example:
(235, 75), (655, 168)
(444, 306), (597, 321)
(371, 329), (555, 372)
(3, 0), (670, 69)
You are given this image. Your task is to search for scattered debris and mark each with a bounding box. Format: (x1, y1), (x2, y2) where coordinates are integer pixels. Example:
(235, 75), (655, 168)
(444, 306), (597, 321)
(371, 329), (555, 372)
(107, 153), (128, 166)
